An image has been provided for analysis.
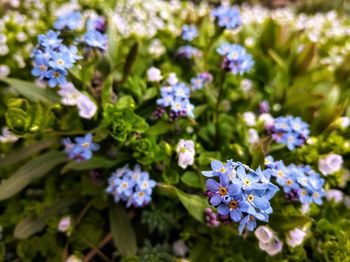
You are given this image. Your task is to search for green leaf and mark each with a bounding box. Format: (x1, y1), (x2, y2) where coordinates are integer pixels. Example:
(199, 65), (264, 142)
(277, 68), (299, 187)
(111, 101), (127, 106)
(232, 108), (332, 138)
(194, 105), (207, 118)
(1, 78), (60, 103)
(102, 75), (113, 107)
(14, 198), (76, 239)
(60, 156), (123, 175)
(122, 42), (139, 83)
(249, 137), (271, 169)
(0, 151), (67, 201)
(270, 213), (312, 232)
(181, 171), (203, 189)
(115, 96), (136, 110)
(106, 10), (120, 69)
(176, 189), (208, 223)
(0, 139), (56, 166)
(109, 204), (137, 257)
(146, 120), (172, 136)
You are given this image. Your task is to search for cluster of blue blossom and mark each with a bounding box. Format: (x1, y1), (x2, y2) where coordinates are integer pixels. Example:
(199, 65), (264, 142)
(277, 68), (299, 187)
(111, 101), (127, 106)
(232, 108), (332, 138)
(181, 24), (198, 41)
(202, 160), (279, 235)
(190, 72), (213, 90)
(62, 134), (99, 161)
(106, 165), (156, 208)
(156, 77), (195, 120)
(176, 45), (202, 59)
(264, 156), (325, 205)
(83, 15), (108, 51)
(217, 43), (254, 75)
(268, 116), (310, 151)
(31, 30), (81, 87)
(212, 4), (241, 30)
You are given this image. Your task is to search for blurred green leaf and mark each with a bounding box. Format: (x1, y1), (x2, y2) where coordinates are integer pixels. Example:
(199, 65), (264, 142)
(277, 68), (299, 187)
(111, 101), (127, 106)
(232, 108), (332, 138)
(122, 42), (139, 83)
(176, 189), (208, 223)
(0, 151), (67, 201)
(181, 171), (203, 189)
(1, 78), (60, 103)
(109, 203), (137, 257)
(0, 139), (56, 166)
(270, 213), (312, 232)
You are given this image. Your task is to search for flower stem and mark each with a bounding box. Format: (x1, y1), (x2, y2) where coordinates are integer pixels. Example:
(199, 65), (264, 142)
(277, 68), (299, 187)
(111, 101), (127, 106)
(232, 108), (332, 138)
(214, 72), (226, 148)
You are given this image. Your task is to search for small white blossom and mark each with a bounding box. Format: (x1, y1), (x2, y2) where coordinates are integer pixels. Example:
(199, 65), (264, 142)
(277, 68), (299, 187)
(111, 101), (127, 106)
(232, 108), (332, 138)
(255, 226), (274, 244)
(167, 73), (178, 85)
(58, 83), (81, 106)
(66, 255), (82, 262)
(240, 79), (253, 92)
(243, 112), (256, 126)
(58, 216), (71, 233)
(0, 127), (18, 143)
(176, 139), (195, 169)
(76, 94), (97, 119)
(259, 236), (283, 256)
(147, 67), (163, 82)
(0, 65), (10, 78)
(318, 154), (343, 175)
(259, 113), (275, 129)
(248, 128), (259, 144)
(326, 189), (343, 203)
(172, 240), (188, 257)
(286, 228), (307, 248)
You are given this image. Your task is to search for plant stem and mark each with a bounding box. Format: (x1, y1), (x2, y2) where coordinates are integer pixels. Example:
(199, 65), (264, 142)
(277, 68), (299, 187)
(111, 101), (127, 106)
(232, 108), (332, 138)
(214, 72), (227, 148)
(83, 233), (113, 262)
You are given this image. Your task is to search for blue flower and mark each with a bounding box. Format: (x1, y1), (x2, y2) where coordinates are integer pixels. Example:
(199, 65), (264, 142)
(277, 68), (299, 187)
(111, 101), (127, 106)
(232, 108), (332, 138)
(46, 69), (67, 87)
(270, 116), (309, 150)
(202, 159), (278, 235)
(62, 134), (99, 161)
(181, 24), (198, 41)
(84, 30), (107, 50)
(212, 5), (241, 30)
(31, 57), (49, 79)
(238, 215), (257, 235)
(38, 30), (62, 48)
(217, 43), (254, 75)
(54, 11), (82, 30)
(190, 72), (213, 90)
(48, 52), (73, 71)
(176, 45), (202, 59)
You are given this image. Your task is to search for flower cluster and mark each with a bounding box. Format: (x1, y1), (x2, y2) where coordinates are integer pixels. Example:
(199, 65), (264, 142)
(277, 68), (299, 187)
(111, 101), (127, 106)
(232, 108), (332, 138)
(202, 160), (279, 235)
(176, 45), (202, 59)
(31, 30), (81, 87)
(57, 82), (97, 119)
(268, 116), (310, 150)
(212, 5), (241, 30)
(204, 208), (220, 227)
(62, 134), (99, 161)
(106, 165), (156, 208)
(181, 24), (198, 41)
(83, 15), (107, 51)
(190, 72), (213, 90)
(318, 153), (343, 176)
(156, 74), (195, 120)
(265, 156), (325, 205)
(176, 139), (195, 169)
(217, 43), (254, 75)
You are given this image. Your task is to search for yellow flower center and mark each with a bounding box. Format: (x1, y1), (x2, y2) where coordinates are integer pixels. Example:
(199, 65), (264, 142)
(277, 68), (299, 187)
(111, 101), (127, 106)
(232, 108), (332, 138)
(277, 170), (284, 177)
(121, 182), (128, 189)
(53, 72), (60, 77)
(247, 194), (254, 202)
(57, 59), (64, 65)
(219, 167), (226, 173)
(286, 179), (293, 186)
(39, 65), (46, 71)
(82, 142), (90, 148)
(229, 200), (238, 209)
(219, 187), (227, 196)
(138, 191), (145, 197)
(243, 179), (251, 186)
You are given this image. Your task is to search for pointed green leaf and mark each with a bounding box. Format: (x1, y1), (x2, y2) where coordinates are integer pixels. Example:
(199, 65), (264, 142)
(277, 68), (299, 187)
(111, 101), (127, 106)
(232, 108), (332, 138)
(1, 78), (60, 103)
(181, 171), (203, 189)
(0, 139), (56, 166)
(60, 156), (125, 175)
(270, 213), (312, 232)
(176, 189), (208, 223)
(0, 151), (67, 201)
(109, 204), (137, 256)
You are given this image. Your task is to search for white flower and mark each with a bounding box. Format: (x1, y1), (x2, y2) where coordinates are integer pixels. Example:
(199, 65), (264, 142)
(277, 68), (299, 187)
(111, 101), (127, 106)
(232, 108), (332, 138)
(243, 112), (256, 126)
(240, 79), (253, 92)
(286, 228), (307, 248)
(0, 65), (10, 78)
(259, 236), (283, 256)
(326, 189), (343, 203)
(0, 127), (18, 143)
(318, 154), (343, 175)
(248, 128), (259, 144)
(338, 116), (350, 128)
(301, 203), (310, 215)
(172, 240), (188, 257)
(58, 216), (71, 233)
(149, 39), (165, 57)
(147, 67), (163, 82)
(176, 139), (195, 169)
(0, 45), (9, 56)
(66, 255), (82, 262)
(58, 83), (81, 106)
(258, 113), (275, 129)
(76, 94), (97, 119)
(255, 226), (274, 244)
(167, 73), (178, 85)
